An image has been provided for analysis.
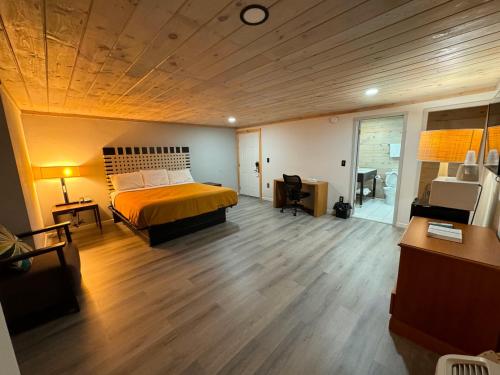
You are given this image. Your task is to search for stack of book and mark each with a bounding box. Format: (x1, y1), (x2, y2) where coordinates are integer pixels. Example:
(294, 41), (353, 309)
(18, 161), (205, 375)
(427, 222), (463, 243)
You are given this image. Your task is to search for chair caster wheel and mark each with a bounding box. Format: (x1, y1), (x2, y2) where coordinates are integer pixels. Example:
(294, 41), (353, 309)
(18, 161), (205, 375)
(280, 209), (284, 213)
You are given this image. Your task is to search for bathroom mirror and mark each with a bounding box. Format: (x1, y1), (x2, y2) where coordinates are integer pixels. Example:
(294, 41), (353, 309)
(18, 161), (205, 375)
(418, 105), (487, 201)
(484, 101), (500, 175)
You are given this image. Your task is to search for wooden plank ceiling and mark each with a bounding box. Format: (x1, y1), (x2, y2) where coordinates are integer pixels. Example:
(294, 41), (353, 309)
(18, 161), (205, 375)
(0, 0), (499, 127)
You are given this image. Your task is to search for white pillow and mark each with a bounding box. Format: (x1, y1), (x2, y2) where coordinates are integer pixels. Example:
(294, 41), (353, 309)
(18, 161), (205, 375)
(167, 169), (194, 184)
(140, 169), (169, 187)
(110, 172), (144, 191)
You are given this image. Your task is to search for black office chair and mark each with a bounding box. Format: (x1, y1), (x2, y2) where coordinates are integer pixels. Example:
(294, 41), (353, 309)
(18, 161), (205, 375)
(281, 174), (311, 216)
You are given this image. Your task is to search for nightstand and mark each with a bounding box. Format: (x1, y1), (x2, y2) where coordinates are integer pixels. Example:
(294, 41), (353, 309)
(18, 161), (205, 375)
(202, 182), (222, 187)
(52, 201), (102, 233)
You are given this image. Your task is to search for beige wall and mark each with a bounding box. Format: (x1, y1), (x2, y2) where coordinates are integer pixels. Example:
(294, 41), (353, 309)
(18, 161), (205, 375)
(249, 91), (496, 227)
(22, 114), (237, 226)
(0, 88), (43, 235)
(8, 90), (500, 230)
(358, 116), (404, 198)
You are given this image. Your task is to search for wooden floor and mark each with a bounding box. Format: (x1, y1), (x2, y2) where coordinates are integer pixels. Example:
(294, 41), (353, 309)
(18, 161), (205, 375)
(12, 197), (439, 374)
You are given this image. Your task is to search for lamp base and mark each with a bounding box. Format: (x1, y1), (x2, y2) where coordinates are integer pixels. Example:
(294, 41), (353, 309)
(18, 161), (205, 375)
(456, 164), (479, 182)
(437, 162), (449, 177)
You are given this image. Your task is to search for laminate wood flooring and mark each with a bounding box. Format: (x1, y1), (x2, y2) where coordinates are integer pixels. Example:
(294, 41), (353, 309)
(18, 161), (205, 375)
(12, 197), (439, 374)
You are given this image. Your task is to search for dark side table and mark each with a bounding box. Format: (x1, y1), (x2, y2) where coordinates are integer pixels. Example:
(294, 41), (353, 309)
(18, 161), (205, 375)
(52, 201), (102, 234)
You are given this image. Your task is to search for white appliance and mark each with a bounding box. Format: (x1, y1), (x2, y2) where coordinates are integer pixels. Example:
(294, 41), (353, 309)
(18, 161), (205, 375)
(429, 177), (479, 211)
(383, 170), (398, 205)
(435, 354), (500, 375)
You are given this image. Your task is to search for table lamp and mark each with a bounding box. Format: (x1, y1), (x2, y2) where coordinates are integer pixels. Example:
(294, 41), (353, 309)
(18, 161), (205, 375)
(417, 129), (483, 177)
(32, 166), (82, 206)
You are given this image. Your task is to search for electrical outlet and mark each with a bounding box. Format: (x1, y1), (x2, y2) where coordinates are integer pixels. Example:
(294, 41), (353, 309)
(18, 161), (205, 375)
(266, 157), (270, 163)
(341, 160), (346, 166)
(266, 182), (270, 188)
(339, 196), (344, 202)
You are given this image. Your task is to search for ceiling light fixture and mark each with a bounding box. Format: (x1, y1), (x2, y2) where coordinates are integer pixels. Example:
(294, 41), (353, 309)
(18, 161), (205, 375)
(228, 116), (237, 124)
(240, 4), (269, 26)
(365, 88), (379, 96)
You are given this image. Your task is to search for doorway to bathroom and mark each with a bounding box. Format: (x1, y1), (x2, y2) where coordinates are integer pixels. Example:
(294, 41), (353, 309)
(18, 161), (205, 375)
(351, 115), (406, 224)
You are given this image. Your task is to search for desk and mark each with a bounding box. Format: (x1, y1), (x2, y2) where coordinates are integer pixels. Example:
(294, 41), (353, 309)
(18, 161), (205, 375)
(357, 168), (377, 206)
(389, 217), (500, 355)
(273, 178), (328, 217)
(52, 201), (102, 234)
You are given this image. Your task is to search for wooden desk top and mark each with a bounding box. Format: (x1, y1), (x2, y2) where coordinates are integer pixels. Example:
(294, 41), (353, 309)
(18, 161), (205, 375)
(274, 178), (327, 186)
(400, 216), (500, 269)
(52, 201), (97, 214)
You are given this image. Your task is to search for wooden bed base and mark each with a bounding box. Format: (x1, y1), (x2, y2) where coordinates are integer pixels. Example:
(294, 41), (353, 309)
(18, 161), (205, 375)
(109, 206), (227, 246)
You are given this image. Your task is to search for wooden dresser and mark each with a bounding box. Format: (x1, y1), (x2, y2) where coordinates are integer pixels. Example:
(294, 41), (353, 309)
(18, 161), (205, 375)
(390, 217), (500, 355)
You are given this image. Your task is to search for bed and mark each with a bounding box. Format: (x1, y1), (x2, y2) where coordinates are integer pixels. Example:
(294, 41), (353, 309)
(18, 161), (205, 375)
(103, 146), (238, 246)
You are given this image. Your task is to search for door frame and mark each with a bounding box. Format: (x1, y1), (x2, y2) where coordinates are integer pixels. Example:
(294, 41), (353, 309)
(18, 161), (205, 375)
(349, 112), (408, 225)
(236, 128), (262, 199)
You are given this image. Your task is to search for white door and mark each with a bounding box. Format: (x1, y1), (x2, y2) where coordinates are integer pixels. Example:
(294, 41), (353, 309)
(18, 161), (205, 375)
(238, 132), (260, 197)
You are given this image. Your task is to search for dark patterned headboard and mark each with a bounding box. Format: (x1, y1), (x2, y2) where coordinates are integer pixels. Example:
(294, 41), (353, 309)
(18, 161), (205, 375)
(102, 146), (191, 192)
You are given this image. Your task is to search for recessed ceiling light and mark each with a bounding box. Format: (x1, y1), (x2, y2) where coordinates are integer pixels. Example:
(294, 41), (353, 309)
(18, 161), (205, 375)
(240, 4), (269, 26)
(228, 116), (237, 124)
(365, 87), (378, 96)
(365, 88), (379, 96)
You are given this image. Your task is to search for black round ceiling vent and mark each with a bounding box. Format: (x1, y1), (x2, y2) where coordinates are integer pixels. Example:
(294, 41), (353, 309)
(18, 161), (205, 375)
(240, 4), (269, 26)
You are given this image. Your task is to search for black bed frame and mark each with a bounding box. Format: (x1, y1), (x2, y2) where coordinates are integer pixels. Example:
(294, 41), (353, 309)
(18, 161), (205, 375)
(103, 145), (234, 246)
(110, 206), (228, 246)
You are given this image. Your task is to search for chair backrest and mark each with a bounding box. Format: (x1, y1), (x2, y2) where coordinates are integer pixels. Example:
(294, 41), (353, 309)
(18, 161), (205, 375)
(283, 174), (302, 200)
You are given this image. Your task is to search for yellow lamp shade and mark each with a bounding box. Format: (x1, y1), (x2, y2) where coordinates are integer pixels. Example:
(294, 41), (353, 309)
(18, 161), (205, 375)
(417, 129), (483, 163)
(32, 166), (81, 180)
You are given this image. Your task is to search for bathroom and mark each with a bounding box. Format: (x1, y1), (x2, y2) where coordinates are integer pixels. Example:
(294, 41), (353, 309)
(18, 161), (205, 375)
(352, 115), (405, 224)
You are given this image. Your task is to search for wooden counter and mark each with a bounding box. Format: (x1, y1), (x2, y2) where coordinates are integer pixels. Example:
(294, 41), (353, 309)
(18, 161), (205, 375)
(389, 216), (500, 355)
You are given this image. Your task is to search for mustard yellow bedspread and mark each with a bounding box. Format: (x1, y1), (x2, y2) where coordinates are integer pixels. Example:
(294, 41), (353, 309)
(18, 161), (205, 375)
(113, 183), (238, 228)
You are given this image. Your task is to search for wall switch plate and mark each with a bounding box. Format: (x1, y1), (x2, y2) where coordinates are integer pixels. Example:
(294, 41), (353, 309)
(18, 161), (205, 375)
(266, 182), (270, 188)
(341, 160), (346, 166)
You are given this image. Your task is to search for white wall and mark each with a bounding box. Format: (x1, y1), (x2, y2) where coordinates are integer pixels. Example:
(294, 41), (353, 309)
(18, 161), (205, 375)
(14, 90), (500, 228)
(0, 303), (20, 375)
(22, 114), (237, 225)
(474, 168), (500, 230)
(252, 91), (496, 227)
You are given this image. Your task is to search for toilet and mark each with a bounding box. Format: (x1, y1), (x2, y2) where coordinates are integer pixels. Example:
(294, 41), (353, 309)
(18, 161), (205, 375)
(383, 171), (398, 205)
